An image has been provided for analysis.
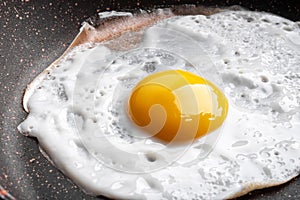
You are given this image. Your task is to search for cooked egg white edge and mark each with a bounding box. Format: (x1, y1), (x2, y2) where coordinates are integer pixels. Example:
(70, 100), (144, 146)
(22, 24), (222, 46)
(22, 10), (175, 113)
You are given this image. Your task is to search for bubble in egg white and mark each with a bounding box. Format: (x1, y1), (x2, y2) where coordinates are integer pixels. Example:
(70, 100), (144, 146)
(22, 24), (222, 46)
(18, 10), (300, 199)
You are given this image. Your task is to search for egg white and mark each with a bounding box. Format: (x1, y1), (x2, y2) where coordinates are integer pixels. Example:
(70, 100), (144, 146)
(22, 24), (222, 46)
(18, 10), (300, 199)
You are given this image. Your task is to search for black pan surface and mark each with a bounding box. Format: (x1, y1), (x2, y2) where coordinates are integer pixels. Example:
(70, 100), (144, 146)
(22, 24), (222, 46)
(0, 0), (299, 199)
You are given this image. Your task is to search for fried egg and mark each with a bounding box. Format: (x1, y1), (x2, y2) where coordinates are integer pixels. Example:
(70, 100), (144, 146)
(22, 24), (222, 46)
(18, 8), (300, 199)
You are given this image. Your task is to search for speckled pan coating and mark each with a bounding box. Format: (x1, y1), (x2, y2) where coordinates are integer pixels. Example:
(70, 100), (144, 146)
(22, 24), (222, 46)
(0, 0), (299, 200)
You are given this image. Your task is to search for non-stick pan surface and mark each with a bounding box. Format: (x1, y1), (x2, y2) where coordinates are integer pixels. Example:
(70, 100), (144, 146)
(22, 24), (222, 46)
(1, 0), (300, 199)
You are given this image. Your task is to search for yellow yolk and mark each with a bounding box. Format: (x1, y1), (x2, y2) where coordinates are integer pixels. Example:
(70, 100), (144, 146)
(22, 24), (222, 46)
(127, 70), (228, 143)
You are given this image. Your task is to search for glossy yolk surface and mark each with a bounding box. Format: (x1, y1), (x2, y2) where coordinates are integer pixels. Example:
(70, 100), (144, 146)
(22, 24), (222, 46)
(127, 70), (228, 143)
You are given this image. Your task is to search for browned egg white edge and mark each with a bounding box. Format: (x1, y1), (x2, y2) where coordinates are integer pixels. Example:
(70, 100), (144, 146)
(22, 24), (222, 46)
(22, 5), (224, 112)
(20, 5), (298, 199)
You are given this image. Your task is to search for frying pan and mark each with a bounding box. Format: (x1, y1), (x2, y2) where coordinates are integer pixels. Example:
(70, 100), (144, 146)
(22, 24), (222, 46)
(0, 0), (299, 199)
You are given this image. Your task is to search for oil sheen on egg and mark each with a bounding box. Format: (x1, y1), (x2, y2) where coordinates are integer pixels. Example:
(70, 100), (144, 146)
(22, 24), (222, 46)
(18, 10), (300, 200)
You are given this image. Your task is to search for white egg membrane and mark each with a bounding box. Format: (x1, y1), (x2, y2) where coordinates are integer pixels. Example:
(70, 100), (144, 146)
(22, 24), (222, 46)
(18, 11), (300, 199)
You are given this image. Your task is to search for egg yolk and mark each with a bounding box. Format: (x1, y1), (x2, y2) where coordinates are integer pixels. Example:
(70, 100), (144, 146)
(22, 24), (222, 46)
(127, 70), (228, 143)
